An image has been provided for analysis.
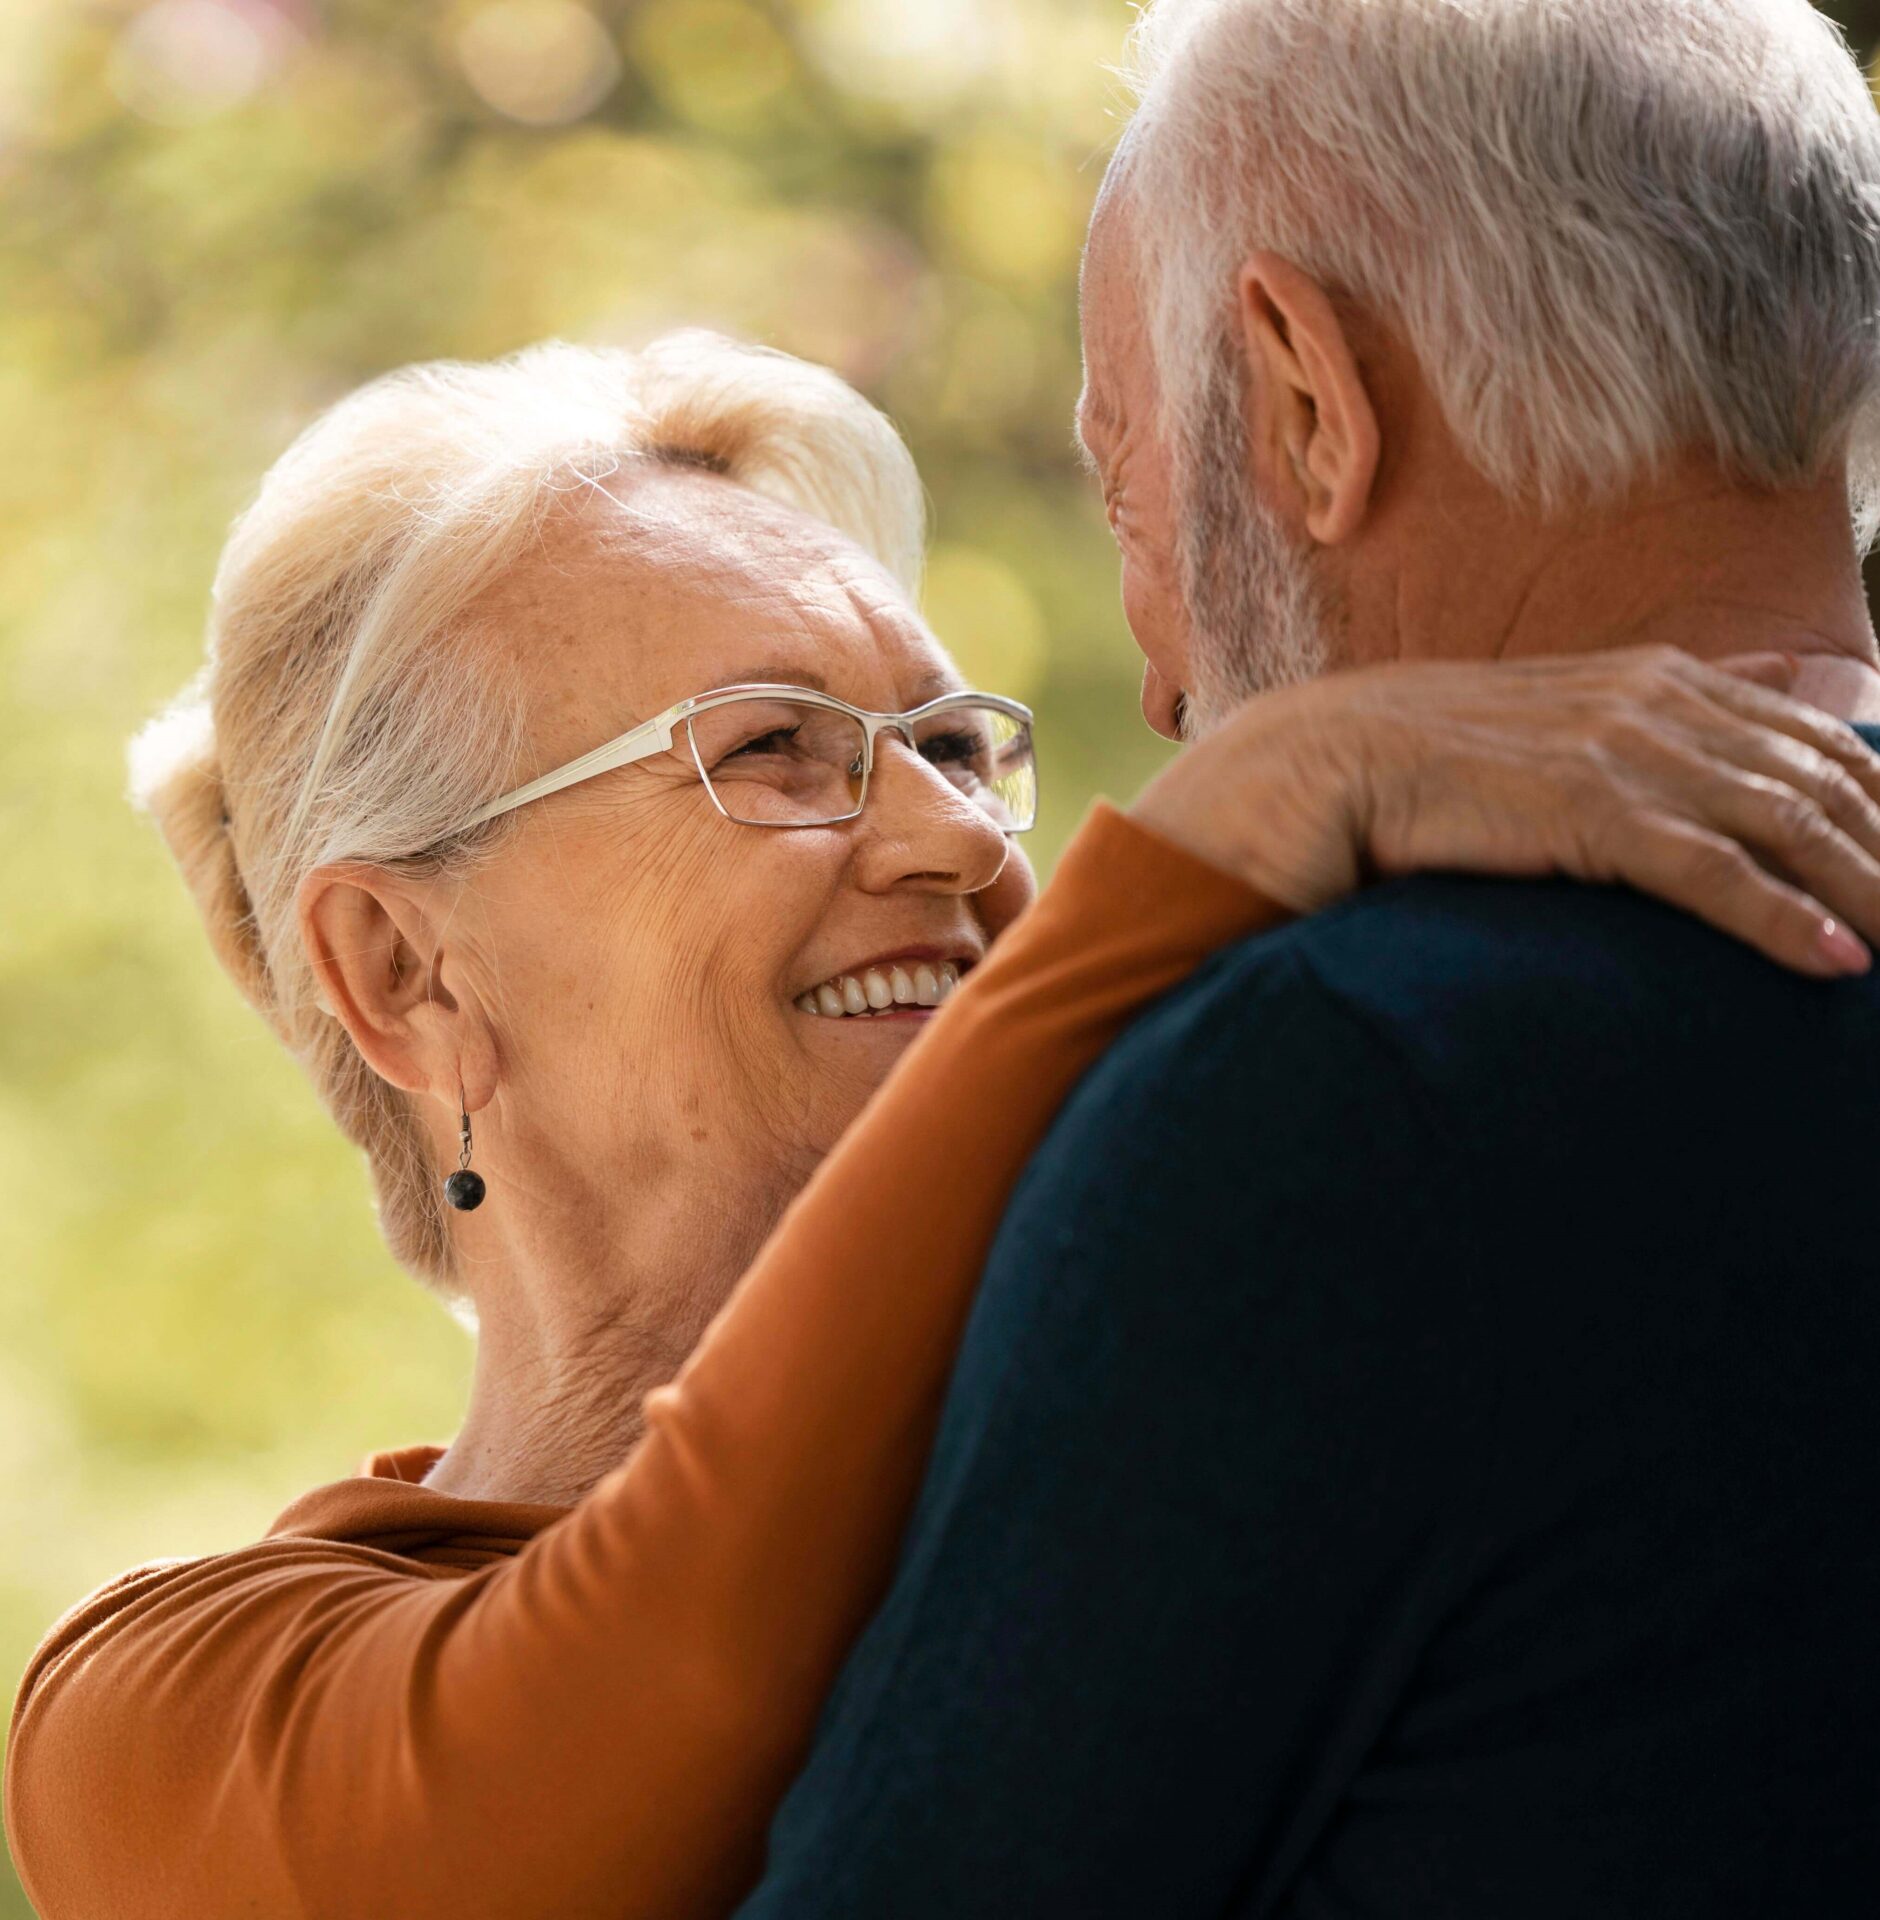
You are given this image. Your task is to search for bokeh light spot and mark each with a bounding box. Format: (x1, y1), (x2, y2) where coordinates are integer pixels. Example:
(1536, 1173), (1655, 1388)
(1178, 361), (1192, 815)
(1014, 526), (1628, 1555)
(108, 0), (286, 127)
(629, 0), (795, 131)
(927, 131), (1087, 291)
(458, 0), (622, 127)
(798, 0), (999, 121)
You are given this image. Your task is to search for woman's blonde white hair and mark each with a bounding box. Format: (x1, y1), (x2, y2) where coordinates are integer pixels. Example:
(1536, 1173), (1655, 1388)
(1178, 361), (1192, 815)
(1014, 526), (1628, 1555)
(128, 332), (926, 1299)
(1117, 0), (1880, 546)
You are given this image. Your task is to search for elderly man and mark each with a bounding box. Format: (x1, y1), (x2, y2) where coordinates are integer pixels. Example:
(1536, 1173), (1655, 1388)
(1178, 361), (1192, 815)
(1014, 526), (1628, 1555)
(736, 2), (1880, 1914)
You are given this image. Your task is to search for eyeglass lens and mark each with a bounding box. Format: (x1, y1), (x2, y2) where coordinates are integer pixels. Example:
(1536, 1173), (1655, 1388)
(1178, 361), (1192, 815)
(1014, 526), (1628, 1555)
(682, 697), (1036, 830)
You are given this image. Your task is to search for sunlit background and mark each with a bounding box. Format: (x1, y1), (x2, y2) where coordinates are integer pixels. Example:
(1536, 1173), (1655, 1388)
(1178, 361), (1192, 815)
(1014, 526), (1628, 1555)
(4, 2), (1880, 1908)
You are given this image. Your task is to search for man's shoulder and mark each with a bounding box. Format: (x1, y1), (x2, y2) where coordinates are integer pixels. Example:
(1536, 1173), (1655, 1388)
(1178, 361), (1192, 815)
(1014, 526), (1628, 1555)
(1038, 869), (1880, 1244)
(1125, 869), (1879, 1100)
(1165, 716), (1880, 1086)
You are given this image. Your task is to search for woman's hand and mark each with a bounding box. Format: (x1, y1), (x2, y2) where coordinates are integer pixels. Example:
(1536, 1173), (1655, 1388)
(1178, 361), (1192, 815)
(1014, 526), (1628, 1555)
(1129, 647), (1880, 978)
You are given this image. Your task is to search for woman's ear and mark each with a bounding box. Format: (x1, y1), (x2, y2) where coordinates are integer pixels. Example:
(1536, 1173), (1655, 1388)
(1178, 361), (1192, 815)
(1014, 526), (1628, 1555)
(1236, 252), (1383, 547)
(296, 865), (492, 1104)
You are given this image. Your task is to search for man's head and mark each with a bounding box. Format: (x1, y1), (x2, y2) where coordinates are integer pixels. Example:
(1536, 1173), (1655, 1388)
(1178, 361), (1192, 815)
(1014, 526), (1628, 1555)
(1078, 0), (1880, 738)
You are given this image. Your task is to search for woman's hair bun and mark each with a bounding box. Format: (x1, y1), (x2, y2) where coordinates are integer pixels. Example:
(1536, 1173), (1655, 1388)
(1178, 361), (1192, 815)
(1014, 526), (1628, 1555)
(127, 681), (277, 1025)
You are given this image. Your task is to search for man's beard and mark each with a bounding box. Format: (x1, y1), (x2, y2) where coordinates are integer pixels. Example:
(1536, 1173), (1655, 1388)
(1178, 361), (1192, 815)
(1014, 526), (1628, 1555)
(1174, 346), (1339, 742)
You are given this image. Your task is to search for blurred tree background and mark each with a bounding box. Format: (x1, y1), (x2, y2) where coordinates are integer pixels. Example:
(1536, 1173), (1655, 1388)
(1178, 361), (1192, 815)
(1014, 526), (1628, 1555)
(2, 3), (1879, 1909)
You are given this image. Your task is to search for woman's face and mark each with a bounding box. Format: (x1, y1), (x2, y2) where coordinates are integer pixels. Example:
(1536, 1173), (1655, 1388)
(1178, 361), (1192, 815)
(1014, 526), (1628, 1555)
(436, 469), (1037, 1276)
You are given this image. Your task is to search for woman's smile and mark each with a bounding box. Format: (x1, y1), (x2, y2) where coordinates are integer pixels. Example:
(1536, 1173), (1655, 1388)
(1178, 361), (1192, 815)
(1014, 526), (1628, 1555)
(792, 949), (974, 1020)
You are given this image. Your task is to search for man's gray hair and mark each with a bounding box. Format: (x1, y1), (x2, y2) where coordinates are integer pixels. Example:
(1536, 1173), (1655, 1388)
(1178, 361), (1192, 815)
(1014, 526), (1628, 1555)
(1119, 0), (1880, 548)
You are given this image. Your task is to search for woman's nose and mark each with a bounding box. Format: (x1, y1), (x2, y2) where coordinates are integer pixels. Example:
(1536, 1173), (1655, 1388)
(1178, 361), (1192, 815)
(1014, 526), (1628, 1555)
(851, 734), (1010, 896)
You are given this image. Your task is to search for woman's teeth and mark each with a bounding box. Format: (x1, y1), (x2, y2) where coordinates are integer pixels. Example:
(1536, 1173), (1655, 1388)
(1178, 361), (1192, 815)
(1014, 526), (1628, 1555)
(796, 961), (961, 1018)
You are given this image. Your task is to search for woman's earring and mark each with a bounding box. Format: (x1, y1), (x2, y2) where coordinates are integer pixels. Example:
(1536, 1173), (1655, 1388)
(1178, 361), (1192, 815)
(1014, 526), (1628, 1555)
(444, 1087), (486, 1212)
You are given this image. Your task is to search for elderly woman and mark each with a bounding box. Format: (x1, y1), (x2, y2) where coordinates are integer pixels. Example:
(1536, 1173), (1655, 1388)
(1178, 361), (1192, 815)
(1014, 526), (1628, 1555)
(8, 331), (1879, 1920)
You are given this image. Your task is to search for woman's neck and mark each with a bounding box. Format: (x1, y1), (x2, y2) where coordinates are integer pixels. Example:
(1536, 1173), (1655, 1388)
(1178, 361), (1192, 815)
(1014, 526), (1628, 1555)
(419, 1165), (795, 1508)
(419, 1308), (683, 1508)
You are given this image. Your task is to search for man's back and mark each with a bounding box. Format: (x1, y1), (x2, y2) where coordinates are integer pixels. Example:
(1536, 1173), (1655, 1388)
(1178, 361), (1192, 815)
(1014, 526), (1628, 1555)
(1202, 863), (1880, 1914)
(739, 727), (1880, 1919)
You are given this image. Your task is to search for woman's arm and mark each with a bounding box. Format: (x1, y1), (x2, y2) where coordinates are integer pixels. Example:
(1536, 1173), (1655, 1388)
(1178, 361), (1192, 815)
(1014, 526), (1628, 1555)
(11, 650), (1880, 1920)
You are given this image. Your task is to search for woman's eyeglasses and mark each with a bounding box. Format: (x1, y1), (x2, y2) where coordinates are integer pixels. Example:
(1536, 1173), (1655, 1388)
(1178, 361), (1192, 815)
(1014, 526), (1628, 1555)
(451, 684), (1038, 837)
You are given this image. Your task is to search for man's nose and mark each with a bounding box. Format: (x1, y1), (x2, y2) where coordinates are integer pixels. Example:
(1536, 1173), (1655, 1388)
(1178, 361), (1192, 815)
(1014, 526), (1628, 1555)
(851, 731), (1009, 896)
(1141, 659), (1187, 742)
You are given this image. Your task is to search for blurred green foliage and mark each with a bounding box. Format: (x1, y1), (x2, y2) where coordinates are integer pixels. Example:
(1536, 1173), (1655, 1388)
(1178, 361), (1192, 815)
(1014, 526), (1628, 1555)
(3, 3), (1879, 1911)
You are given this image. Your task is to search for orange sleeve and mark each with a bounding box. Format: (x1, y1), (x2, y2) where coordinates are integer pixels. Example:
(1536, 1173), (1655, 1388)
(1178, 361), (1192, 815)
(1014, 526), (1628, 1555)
(5, 802), (1288, 1920)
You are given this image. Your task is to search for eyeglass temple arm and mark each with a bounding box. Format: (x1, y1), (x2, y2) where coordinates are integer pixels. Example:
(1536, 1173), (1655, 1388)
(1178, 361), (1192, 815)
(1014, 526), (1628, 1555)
(456, 711), (679, 831)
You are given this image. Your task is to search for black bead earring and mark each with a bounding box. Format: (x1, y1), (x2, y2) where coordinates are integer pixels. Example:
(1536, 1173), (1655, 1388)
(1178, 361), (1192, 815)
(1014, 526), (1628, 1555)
(444, 1086), (486, 1212)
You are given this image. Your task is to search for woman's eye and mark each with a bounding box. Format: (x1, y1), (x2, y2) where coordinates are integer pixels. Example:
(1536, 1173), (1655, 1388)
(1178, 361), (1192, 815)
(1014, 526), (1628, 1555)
(921, 730), (984, 770)
(723, 726), (800, 763)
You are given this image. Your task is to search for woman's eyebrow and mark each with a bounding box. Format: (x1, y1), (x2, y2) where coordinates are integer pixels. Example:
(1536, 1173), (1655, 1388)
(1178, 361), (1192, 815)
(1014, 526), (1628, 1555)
(718, 665), (830, 692)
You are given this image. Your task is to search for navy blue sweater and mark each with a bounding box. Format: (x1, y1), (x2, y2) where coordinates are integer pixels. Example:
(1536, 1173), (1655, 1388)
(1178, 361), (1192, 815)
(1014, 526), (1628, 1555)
(739, 726), (1880, 1920)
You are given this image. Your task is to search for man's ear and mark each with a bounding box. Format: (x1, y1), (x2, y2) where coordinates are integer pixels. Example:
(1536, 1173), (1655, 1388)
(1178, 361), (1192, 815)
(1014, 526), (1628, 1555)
(296, 864), (494, 1106)
(1236, 252), (1383, 546)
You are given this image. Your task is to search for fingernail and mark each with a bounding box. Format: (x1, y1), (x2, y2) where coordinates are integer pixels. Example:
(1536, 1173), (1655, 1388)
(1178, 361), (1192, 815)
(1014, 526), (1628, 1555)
(1818, 919), (1872, 975)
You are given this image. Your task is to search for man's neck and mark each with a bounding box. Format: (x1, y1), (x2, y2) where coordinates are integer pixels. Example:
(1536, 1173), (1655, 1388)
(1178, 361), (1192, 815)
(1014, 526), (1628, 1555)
(1371, 463), (1880, 720)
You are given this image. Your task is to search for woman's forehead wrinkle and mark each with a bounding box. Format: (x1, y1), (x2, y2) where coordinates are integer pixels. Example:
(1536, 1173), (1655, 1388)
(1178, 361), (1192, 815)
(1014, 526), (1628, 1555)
(839, 573), (964, 704)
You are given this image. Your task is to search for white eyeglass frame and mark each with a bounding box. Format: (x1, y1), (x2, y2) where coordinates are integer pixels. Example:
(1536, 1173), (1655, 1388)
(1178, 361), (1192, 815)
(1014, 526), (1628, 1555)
(451, 683), (1039, 835)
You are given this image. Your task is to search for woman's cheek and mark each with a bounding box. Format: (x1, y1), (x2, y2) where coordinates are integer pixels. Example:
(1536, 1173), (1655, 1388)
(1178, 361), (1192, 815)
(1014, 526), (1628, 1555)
(983, 846), (1038, 936)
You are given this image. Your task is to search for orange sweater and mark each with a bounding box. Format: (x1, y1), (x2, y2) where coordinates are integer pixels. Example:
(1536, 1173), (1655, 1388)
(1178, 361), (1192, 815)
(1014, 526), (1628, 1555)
(4, 802), (1284, 1920)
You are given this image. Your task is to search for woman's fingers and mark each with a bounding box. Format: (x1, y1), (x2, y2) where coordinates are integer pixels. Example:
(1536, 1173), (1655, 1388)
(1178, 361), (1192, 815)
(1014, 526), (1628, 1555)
(1667, 652), (1880, 810)
(1485, 651), (1880, 974)
(1580, 709), (1880, 969)
(1712, 650), (1802, 692)
(1592, 654), (1880, 947)
(1599, 817), (1872, 979)
(1655, 716), (1880, 872)
(1690, 764), (1880, 951)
